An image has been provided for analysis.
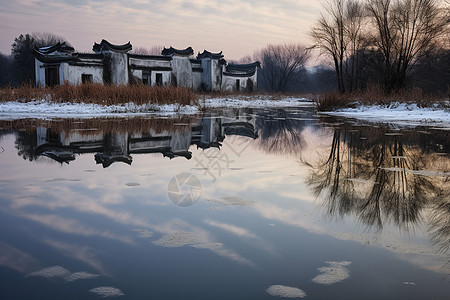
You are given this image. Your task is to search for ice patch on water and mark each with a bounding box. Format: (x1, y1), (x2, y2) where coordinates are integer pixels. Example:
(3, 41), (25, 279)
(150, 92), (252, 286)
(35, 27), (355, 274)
(27, 266), (99, 282)
(89, 286), (124, 297)
(312, 261), (352, 285)
(266, 285), (307, 298)
(403, 281), (416, 286)
(27, 266), (70, 279)
(65, 271), (99, 281)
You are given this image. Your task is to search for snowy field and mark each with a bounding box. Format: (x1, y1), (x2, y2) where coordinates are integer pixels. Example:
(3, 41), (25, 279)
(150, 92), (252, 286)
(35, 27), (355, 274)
(321, 102), (450, 129)
(0, 97), (312, 120)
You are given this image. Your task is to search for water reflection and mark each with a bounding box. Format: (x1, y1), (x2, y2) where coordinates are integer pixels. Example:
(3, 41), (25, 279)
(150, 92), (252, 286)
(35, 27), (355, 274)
(302, 122), (450, 253)
(1, 108), (449, 299)
(6, 107), (315, 167)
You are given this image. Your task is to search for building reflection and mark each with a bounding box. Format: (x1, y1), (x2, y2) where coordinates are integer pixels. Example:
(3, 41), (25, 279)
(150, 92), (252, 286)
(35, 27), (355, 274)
(302, 123), (450, 253)
(10, 109), (261, 167)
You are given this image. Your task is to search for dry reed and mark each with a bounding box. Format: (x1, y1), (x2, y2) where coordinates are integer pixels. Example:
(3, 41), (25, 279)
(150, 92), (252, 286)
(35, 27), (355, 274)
(0, 83), (197, 107)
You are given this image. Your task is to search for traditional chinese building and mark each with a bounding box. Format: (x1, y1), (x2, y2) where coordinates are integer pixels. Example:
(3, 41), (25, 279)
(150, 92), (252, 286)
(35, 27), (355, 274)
(34, 39), (260, 92)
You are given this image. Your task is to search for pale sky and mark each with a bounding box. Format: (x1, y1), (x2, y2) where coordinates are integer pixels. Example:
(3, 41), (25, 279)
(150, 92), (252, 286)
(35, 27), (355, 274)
(0, 0), (323, 60)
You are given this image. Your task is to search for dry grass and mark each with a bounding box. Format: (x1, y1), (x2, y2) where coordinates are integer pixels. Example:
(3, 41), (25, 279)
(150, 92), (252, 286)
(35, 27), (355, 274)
(315, 86), (448, 111)
(315, 92), (353, 111)
(0, 83), (197, 107)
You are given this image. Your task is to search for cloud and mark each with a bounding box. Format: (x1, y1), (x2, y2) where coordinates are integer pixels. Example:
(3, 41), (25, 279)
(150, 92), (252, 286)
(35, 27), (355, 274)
(0, 0), (324, 58)
(204, 219), (258, 239)
(152, 220), (255, 267)
(0, 241), (40, 274)
(43, 239), (109, 276)
(20, 213), (133, 244)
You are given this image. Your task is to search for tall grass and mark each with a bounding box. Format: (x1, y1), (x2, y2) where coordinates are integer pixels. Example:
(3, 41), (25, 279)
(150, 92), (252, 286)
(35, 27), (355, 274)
(0, 83), (197, 107)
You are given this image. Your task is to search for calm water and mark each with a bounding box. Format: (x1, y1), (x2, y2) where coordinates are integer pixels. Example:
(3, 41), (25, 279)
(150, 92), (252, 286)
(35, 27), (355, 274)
(0, 107), (449, 299)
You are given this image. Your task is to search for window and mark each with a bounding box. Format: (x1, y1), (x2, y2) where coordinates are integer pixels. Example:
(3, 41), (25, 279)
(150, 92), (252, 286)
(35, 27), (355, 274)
(81, 74), (93, 84)
(156, 73), (163, 86)
(235, 79), (240, 92)
(45, 66), (59, 87)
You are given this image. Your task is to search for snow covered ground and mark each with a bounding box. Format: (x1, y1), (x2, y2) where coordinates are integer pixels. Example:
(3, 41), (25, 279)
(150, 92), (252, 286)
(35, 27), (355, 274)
(0, 97), (448, 129)
(0, 97), (312, 120)
(321, 102), (450, 129)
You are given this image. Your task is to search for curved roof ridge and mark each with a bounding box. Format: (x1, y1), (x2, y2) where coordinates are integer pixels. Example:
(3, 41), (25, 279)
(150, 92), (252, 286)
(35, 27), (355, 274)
(93, 39), (132, 53)
(161, 46), (194, 57)
(197, 50), (224, 60)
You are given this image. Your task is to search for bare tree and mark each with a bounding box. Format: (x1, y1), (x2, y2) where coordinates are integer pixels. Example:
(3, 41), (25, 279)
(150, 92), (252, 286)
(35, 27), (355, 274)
(131, 45), (164, 55)
(344, 0), (365, 91)
(254, 43), (310, 92)
(365, 0), (449, 91)
(310, 0), (348, 93)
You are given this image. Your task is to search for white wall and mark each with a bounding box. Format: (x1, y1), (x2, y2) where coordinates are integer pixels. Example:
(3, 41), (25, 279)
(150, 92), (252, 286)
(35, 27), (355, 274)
(222, 72), (258, 92)
(35, 59), (45, 87)
(63, 64), (103, 85)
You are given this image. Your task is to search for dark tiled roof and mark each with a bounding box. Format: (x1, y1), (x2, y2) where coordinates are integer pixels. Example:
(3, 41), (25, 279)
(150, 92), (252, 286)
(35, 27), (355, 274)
(33, 49), (76, 63)
(93, 39), (132, 53)
(161, 46), (194, 57)
(224, 62), (260, 77)
(36, 42), (74, 54)
(197, 50), (223, 60)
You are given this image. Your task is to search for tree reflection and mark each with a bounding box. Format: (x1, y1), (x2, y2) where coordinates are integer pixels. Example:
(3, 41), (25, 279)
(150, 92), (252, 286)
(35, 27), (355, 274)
(303, 124), (450, 252)
(255, 109), (309, 155)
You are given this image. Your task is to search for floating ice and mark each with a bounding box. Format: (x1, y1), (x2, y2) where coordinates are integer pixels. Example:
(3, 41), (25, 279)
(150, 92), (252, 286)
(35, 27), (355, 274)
(27, 266), (99, 282)
(403, 281), (416, 286)
(266, 285), (307, 298)
(65, 271), (99, 281)
(27, 266), (70, 279)
(89, 286), (124, 297)
(312, 261), (352, 285)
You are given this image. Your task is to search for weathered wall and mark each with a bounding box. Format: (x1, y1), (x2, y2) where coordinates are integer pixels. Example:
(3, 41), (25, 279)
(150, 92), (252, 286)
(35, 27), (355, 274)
(63, 64), (103, 85)
(170, 57), (193, 88)
(129, 58), (171, 69)
(201, 59), (212, 91)
(107, 52), (129, 85)
(222, 72), (257, 92)
(35, 59), (46, 87)
(151, 71), (171, 86)
(211, 59), (222, 91)
(34, 59), (65, 87)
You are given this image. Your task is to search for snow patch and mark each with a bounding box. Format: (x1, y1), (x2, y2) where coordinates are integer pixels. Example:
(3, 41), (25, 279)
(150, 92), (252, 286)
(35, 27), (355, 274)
(27, 266), (98, 282)
(0, 97), (312, 120)
(89, 286), (124, 297)
(266, 285), (307, 298)
(322, 103), (450, 128)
